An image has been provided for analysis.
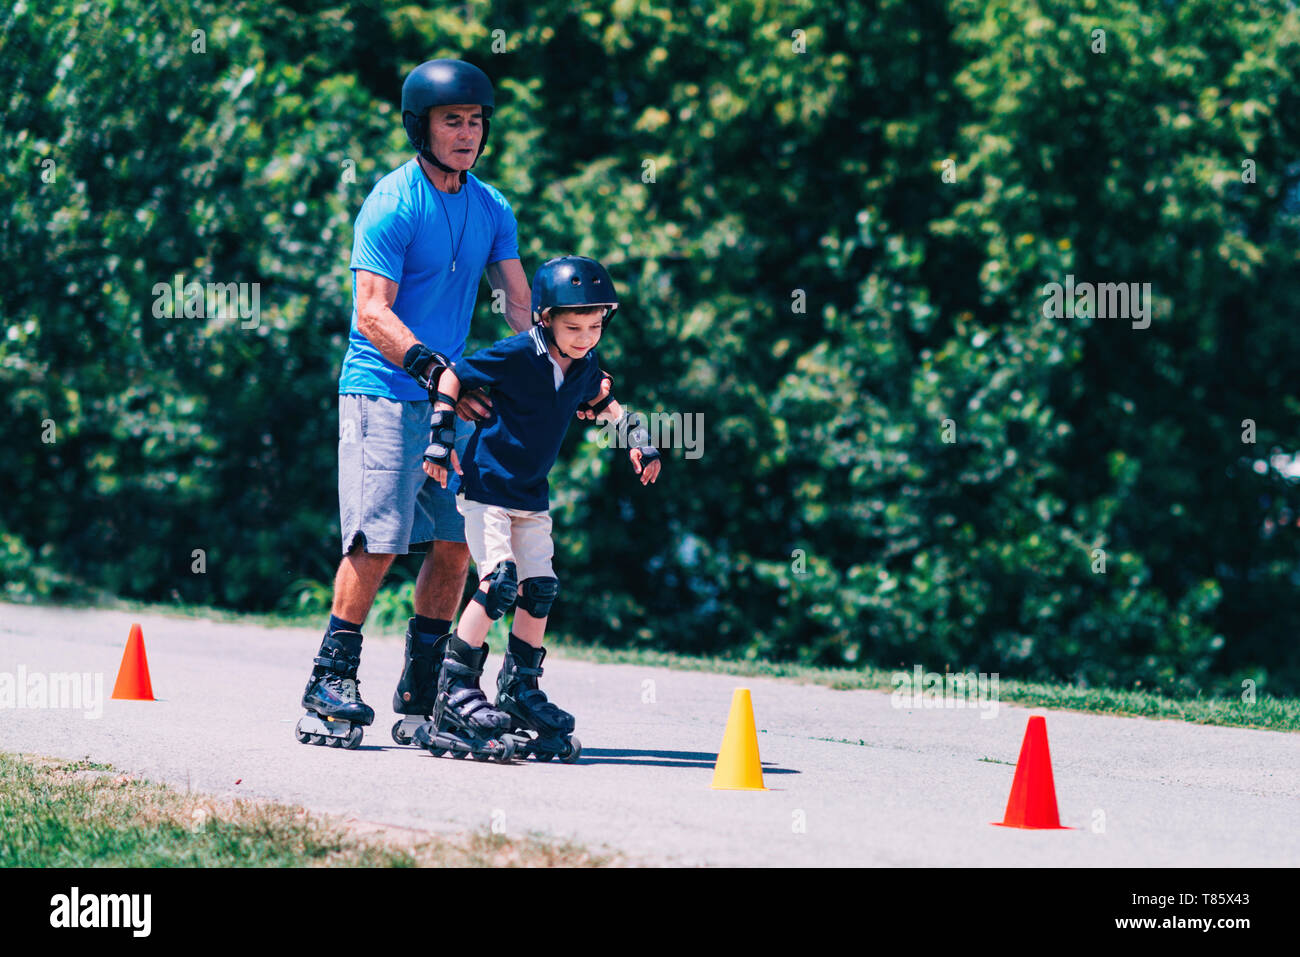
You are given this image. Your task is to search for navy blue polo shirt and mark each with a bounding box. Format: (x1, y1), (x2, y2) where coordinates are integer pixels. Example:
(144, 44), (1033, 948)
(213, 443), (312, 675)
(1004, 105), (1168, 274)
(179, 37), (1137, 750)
(451, 326), (604, 510)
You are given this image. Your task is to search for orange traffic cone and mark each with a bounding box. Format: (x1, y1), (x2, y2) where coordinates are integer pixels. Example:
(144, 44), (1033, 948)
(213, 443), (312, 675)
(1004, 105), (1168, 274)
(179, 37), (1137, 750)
(993, 715), (1070, 829)
(111, 623), (156, 701)
(711, 688), (766, 790)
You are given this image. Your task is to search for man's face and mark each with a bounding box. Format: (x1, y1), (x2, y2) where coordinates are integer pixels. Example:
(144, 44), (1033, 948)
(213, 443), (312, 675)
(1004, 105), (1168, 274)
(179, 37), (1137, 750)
(544, 309), (605, 358)
(425, 104), (484, 170)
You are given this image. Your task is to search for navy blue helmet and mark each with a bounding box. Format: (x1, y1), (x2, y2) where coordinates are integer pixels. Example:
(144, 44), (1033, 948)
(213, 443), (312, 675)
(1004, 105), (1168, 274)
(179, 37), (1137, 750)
(401, 59), (494, 171)
(531, 255), (619, 325)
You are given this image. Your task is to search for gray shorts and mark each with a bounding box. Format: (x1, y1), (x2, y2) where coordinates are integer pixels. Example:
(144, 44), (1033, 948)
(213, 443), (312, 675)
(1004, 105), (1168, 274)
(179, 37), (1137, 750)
(338, 393), (475, 555)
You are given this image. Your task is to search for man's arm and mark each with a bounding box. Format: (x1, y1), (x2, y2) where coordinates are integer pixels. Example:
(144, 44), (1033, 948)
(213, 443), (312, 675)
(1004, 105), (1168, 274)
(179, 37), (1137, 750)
(355, 270), (419, 367)
(485, 258), (532, 334)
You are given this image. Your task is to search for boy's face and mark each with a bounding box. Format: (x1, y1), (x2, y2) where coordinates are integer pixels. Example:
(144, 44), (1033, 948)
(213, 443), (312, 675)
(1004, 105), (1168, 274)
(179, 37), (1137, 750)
(543, 308), (605, 358)
(426, 104), (483, 170)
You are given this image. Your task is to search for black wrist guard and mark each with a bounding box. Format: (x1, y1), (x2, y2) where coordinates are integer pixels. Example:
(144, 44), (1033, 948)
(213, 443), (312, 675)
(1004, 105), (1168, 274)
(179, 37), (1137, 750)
(403, 343), (451, 395)
(423, 408), (458, 468)
(578, 369), (615, 414)
(619, 412), (661, 471)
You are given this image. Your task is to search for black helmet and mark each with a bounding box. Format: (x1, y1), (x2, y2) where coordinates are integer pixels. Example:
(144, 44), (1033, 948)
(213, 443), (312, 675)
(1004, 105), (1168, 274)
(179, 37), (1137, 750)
(401, 59), (494, 179)
(531, 255), (620, 324)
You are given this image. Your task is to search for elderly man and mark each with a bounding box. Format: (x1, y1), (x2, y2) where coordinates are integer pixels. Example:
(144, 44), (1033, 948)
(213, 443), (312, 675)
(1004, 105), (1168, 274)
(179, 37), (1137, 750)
(294, 59), (602, 750)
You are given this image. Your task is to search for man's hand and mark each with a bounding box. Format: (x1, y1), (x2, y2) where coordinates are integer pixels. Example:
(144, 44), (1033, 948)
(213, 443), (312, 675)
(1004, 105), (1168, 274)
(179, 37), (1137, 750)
(423, 448), (462, 488)
(630, 447), (661, 486)
(455, 388), (494, 423)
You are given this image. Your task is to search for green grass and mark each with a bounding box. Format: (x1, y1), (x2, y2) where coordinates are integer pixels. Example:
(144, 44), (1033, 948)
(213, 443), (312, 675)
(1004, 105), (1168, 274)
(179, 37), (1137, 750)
(0, 752), (620, 867)
(11, 592), (1299, 732)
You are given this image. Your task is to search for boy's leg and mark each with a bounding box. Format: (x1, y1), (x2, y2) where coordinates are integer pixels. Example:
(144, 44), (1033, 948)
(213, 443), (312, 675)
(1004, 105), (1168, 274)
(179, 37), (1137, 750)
(454, 499), (519, 647)
(495, 511), (578, 760)
(410, 498), (516, 758)
(509, 509), (557, 647)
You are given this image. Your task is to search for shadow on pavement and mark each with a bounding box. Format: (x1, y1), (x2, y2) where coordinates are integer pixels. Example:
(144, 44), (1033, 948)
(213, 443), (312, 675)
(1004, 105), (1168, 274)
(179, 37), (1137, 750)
(577, 748), (799, 773)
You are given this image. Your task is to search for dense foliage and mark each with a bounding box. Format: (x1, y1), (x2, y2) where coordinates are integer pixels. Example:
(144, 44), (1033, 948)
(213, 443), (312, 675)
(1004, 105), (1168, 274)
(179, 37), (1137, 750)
(4, 0), (1299, 694)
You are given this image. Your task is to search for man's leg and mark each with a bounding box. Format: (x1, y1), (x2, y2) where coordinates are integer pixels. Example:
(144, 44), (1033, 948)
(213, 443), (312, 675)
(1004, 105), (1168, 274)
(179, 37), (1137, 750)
(413, 540), (470, 622)
(298, 545), (393, 742)
(333, 549), (397, 624)
(409, 412), (474, 632)
(300, 394), (423, 745)
(394, 540), (470, 718)
(397, 412), (479, 728)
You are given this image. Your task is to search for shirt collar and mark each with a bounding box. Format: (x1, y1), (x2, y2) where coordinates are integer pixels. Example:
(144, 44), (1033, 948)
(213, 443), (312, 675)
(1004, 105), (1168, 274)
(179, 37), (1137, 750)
(530, 325), (565, 390)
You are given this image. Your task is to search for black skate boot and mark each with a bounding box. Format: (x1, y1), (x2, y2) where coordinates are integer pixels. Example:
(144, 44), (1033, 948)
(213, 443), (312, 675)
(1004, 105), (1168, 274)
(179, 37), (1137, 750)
(391, 619), (445, 746)
(413, 635), (516, 763)
(296, 629), (374, 750)
(496, 634), (580, 763)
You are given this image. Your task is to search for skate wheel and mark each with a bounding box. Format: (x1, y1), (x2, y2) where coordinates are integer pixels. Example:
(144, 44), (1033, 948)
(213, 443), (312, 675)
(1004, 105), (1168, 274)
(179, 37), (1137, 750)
(561, 737), (582, 764)
(427, 747), (447, 757)
(451, 750), (468, 759)
(391, 720), (410, 746)
(308, 734), (327, 746)
(343, 727), (364, 750)
(535, 750), (556, 762)
(327, 735), (344, 748)
(496, 738), (516, 763)
(471, 751), (491, 762)
(295, 727), (311, 744)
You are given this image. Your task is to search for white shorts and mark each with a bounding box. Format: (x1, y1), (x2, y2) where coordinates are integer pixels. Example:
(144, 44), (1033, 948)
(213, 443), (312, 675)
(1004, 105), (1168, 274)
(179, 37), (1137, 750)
(456, 495), (555, 582)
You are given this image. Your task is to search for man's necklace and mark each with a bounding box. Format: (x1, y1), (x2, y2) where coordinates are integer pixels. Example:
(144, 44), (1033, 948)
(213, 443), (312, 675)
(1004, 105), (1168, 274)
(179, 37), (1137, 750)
(434, 182), (470, 272)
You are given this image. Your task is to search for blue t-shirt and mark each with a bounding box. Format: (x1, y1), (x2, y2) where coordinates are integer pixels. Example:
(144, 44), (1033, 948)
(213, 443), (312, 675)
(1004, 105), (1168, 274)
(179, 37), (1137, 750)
(340, 161), (519, 400)
(451, 327), (604, 511)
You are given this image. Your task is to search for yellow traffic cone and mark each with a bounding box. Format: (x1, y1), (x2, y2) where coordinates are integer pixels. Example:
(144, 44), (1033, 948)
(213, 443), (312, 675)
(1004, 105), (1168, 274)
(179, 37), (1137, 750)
(711, 688), (767, 790)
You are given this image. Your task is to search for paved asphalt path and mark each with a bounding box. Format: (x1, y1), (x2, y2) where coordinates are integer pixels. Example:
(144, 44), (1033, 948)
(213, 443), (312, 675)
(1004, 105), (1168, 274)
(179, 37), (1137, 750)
(2, 603), (1297, 866)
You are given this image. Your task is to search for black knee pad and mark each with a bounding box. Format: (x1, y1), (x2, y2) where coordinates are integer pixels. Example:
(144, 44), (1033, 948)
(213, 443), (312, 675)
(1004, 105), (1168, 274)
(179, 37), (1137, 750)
(516, 576), (559, 619)
(472, 560), (518, 620)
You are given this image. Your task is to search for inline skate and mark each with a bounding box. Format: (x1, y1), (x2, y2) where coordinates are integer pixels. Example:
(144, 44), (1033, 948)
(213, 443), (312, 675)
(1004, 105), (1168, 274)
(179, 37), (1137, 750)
(413, 635), (516, 763)
(296, 628), (374, 750)
(496, 636), (580, 763)
(391, 618), (443, 746)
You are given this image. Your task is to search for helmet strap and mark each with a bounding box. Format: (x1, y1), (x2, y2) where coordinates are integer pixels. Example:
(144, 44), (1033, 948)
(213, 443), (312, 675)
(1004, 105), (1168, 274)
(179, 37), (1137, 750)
(419, 147), (467, 184)
(415, 114), (490, 185)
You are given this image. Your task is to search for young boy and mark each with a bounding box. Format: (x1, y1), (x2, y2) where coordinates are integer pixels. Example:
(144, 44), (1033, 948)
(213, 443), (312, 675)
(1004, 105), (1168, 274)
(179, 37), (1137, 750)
(413, 255), (662, 762)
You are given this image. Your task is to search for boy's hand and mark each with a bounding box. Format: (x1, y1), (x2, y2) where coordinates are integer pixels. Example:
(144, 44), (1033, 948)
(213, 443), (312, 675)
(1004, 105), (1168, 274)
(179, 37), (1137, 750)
(630, 447), (661, 485)
(576, 371), (614, 420)
(422, 449), (462, 488)
(422, 407), (460, 488)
